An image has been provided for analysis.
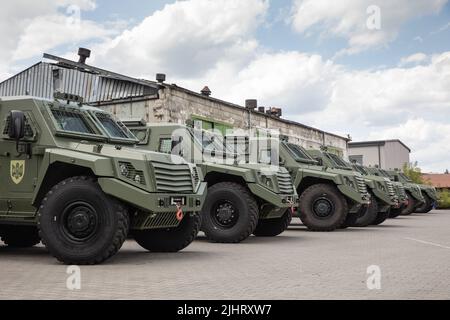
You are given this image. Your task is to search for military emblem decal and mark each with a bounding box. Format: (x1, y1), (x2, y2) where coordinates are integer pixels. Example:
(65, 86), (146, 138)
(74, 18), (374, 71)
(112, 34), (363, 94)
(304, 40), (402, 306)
(10, 160), (25, 185)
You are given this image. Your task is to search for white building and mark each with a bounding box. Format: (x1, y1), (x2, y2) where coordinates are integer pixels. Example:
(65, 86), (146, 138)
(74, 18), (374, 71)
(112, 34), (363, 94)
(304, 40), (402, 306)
(348, 140), (411, 170)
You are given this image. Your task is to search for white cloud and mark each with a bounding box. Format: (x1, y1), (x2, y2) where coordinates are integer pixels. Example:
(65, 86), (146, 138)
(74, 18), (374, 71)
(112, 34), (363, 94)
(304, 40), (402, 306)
(290, 0), (448, 55)
(0, 0), (118, 75)
(399, 53), (428, 67)
(92, 0), (268, 78)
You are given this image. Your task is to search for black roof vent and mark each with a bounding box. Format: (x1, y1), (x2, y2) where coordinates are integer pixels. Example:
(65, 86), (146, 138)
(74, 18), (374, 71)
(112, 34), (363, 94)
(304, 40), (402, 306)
(245, 99), (257, 110)
(78, 48), (91, 64)
(156, 73), (166, 83)
(201, 86), (211, 96)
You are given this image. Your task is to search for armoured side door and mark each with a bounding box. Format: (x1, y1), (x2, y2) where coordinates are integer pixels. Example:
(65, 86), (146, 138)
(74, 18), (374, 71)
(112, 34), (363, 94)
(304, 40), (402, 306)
(0, 107), (40, 218)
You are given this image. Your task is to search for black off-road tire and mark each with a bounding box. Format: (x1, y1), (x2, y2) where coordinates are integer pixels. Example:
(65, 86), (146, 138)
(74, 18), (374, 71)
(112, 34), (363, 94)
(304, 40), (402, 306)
(371, 209), (390, 226)
(401, 192), (417, 215)
(253, 209), (292, 237)
(389, 207), (403, 218)
(339, 211), (359, 229)
(298, 184), (348, 232)
(133, 212), (201, 252)
(201, 182), (259, 243)
(38, 176), (129, 265)
(353, 200), (379, 227)
(414, 194), (431, 213)
(0, 226), (41, 248)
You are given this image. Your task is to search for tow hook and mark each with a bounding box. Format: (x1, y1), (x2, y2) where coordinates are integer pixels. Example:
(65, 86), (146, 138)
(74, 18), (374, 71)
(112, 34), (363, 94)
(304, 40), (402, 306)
(176, 203), (184, 221)
(287, 200), (295, 214)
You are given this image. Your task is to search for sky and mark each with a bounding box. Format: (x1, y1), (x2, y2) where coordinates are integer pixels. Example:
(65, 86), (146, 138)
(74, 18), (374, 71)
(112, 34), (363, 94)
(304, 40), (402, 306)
(0, 0), (449, 173)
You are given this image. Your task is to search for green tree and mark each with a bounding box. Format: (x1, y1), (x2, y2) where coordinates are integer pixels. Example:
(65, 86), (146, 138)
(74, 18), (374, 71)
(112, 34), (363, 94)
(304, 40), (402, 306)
(445, 169), (449, 174)
(438, 190), (450, 209)
(402, 162), (425, 184)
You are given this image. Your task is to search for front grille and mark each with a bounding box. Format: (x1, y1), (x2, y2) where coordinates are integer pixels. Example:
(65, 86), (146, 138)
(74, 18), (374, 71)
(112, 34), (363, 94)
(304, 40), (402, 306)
(152, 161), (194, 193)
(277, 170), (294, 194)
(386, 181), (396, 199)
(396, 184), (407, 200)
(131, 212), (181, 230)
(192, 166), (200, 190)
(118, 162), (146, 185)
(355, 176), (368, 194)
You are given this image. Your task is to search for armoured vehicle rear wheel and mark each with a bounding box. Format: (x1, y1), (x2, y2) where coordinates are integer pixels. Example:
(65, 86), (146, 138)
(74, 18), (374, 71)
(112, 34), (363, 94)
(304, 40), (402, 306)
(401, 192), (416, 215)
(414, 194), (431, 213)
(0, 226), (41, 248)
(133, 212), (201, 252)
(38, 176), (129, 265)
(201, 182), (259, 243)
(371, 209), (390, 226)
(353, 200), (379, 227)
(253, 209), (292, 237)
(298, 184), (348, 232)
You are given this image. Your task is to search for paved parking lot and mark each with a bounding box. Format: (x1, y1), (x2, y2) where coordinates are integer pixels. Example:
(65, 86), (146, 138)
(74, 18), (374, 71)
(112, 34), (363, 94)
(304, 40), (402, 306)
(0, 210), (449, 300)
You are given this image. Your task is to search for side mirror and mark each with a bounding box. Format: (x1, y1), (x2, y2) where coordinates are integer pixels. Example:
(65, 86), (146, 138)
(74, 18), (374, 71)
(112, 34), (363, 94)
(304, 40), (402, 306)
(8, 111), (26, 141)
(314, 157), (323, 166)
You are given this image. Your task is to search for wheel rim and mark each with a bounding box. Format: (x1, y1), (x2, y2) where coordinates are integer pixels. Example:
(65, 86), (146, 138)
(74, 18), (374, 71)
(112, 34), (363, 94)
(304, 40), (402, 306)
(61, 201), (99, 243)
(312, 197), (335, 219)
(211, 200), (239, 229)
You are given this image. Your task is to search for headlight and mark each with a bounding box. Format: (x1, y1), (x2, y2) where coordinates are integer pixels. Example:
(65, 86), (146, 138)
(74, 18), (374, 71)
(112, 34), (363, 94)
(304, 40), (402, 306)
(377, 182), (386, 192)
(344, 176), (355, 188)
(120, 163), (129, 177)
(257, 172), (275, 190)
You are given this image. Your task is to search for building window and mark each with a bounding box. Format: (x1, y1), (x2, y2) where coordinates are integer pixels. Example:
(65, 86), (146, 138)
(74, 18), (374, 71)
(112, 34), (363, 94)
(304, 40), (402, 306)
(349, 155), (364, 165)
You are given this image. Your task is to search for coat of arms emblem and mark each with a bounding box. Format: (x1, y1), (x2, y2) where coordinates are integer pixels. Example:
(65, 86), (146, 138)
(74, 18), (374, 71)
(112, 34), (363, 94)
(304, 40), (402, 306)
(10, 160), (25, 184)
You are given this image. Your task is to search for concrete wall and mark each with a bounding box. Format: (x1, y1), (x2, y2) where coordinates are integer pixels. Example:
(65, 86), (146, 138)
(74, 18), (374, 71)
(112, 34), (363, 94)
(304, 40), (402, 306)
(98, 86), (348, 155)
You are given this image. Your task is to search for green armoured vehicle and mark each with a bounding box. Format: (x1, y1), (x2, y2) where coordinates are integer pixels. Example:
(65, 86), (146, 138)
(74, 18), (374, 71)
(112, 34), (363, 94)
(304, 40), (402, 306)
(350, 163), (399, 226)
(414, 184), (438, 213)
(386, 170), (425, 215)
(0, 94), (206, 265)
(123, 121), (298, 243)
(365, 167), (409, 218)
(272, 141), (371, 231)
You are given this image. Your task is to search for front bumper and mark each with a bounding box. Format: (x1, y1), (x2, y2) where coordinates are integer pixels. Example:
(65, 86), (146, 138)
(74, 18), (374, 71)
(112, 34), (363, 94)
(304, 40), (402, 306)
(98, 177), (207, 214)
(248, 183), (299, 208)
(337, 185), (371, 205)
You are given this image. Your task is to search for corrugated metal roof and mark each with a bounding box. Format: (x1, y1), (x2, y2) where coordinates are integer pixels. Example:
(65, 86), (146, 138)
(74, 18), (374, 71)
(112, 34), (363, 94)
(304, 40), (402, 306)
(0, 60), (157, 103)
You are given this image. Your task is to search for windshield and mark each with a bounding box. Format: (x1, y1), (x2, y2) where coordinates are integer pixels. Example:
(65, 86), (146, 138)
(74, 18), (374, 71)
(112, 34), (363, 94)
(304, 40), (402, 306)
(399, 172), (412, 182)
(353, 164), (369, 175)
(191, 129), (235, 154)
(51, 108), (97, 135)
(284, 142), (316, 163)
(91, 111), (137, 141)
(326, 152), (352, 170)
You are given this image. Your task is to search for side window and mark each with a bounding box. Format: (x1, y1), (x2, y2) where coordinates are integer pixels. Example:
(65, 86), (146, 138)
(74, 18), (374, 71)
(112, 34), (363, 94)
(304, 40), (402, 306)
(159, 138), (172, 154)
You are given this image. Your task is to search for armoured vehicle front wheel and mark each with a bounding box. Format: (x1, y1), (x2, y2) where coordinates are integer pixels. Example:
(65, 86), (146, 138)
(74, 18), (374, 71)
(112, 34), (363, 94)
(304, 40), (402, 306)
(371, 209), (390, 226)
(401, 192), (416, 215)
(133, 212), (201, 252)
(298, 184), (348, 232)
(38, 176), (129, 265)
(0, 226), (41, 248)
(389, 207), (403, 218)
(352, 199), (379, 227)
(201, 182), (259, 243)
(253, 209), (292, 237)
(414, 194), (432, 213)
